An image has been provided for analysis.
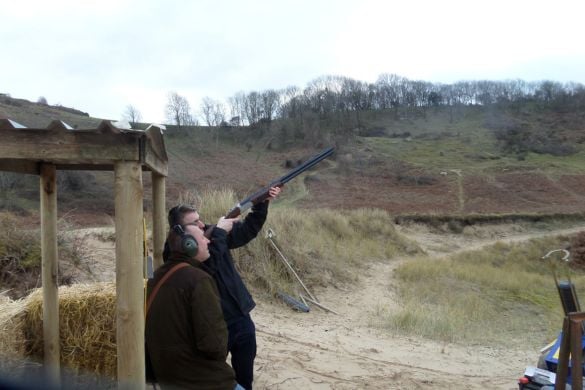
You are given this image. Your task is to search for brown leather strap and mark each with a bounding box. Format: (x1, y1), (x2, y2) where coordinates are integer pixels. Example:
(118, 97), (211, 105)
(145, 262), (190, 317)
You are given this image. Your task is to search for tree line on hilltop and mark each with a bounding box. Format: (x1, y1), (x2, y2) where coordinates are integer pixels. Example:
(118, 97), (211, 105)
(134, 74), (585, 129)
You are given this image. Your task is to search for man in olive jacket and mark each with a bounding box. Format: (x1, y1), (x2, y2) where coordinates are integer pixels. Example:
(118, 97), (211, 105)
(165, 186), (280, 390)
(146, 221), (240, 390)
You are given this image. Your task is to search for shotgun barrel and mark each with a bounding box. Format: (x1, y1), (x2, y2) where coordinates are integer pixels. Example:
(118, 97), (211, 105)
(204, 146), (334, 238)
(225, 146), (335, 218)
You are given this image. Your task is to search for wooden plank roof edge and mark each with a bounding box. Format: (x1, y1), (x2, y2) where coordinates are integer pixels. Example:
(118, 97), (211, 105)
(0, 118), (27, 129)
(0, 117), (164, 135)
(145, 124), (168, 161)
(47, 120), (74, 131)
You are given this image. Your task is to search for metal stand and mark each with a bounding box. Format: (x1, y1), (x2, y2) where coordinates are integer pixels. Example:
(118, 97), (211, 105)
(266, 228), (339, 315)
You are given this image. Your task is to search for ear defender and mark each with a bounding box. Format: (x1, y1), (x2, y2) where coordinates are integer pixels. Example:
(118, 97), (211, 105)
(172, 224), (198, 257)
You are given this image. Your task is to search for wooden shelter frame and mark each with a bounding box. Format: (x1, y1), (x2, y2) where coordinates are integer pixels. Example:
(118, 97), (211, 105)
(0, 118), (168, 389)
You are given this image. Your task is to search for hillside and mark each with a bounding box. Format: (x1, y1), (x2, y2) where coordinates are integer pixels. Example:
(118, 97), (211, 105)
(2, 94), (585, 388)
(1, 95), (585, 224)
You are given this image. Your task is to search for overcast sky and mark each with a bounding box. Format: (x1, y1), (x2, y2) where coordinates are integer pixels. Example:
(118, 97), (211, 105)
(3, 0), (584, 124)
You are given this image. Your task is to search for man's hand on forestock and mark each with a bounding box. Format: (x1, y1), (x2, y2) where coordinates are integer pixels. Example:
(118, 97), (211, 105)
(267, 186), (282, 201)
(216, 217), (238, 233)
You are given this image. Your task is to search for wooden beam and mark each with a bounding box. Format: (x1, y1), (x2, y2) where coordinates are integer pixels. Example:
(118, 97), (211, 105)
(152, 173), (166, 269)
(0, 159), (40, 174)
(114, 161), (145, 389)
(0, 129), (140, 163)
(145, 125), (168, 162)
(40, 163), (60, 385)
(142, 138), (168, 177)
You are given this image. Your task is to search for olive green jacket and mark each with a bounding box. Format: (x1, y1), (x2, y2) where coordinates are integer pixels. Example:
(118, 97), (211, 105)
(145, 256), (236, 390)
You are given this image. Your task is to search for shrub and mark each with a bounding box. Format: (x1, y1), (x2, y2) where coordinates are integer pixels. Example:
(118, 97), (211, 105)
(570, 232), (585, 268)
(0, 213), (87, 299)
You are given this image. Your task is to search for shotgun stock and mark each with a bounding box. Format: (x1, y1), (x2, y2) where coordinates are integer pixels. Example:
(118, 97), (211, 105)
(205, 146), (334, 237)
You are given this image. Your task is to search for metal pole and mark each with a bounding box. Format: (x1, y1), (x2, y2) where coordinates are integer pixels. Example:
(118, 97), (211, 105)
(266, 229), (318, 302)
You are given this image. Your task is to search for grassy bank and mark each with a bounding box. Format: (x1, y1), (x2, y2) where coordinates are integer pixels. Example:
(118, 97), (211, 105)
(179, 189), (421, 297)
(381, 235), (584, 347)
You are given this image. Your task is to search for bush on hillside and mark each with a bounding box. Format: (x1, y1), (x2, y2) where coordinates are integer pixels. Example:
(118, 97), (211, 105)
(492, 121), (577, 157)
(0, 213), (85, 299)
(570, 231), (585, 269)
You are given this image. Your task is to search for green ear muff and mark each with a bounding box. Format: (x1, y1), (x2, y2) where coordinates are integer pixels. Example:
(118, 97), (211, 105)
(172, 225), (198, 257)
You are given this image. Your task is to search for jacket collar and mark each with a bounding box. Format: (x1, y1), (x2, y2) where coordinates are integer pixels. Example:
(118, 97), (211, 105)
(166, 253), (213, 275)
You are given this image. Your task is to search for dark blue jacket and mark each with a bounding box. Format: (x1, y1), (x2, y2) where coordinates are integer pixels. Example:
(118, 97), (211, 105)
(205, 201), (268, 325)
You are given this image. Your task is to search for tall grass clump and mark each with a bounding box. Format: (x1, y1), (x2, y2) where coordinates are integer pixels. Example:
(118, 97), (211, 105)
(181, 189), (421, 298)
(383, 235), (583, 347)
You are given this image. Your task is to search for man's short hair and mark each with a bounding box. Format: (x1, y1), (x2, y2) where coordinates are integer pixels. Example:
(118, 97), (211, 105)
(167, 204), (197, 227)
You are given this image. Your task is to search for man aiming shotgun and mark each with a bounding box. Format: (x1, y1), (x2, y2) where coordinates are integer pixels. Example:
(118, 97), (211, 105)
(162, 146), (334, 389)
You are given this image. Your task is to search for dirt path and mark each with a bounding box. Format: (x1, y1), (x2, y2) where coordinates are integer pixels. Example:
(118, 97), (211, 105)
(253, 267), (522, 389)
(252, 223), (585, 389)
(67, 223), (585, 389)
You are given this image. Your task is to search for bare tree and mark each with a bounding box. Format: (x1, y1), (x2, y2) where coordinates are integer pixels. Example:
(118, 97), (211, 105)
(165, 92), (192, 126)
(227, 92), (246, 126)
(279, 86), (303, 119)
(199, 97), (226, 126)
(260, 89), (281, 121)
(244, 91), (262, 125)
(37, 96), (48, 105)
(212, 101), (226, 126)
(200, 97), (215, 126)
(123, 105), (142, 125)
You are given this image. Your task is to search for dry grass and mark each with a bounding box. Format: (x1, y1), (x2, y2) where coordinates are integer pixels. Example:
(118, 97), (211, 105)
(23, 283), (117, 377)
(176, 189), (421, 298)
(0, 296), (27, 359)
(0, 212), (90, 299)
(0, 283), (117, 380)
(382, 235), (582, 347)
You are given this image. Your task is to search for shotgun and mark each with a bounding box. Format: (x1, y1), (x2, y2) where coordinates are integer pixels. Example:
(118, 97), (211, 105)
(205, 146), (334, 237)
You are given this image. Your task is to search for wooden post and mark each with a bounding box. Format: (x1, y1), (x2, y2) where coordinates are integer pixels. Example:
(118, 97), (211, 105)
(151, 172), (166, 269)
(115, 161), (145, 389)
(570, 316), (583, 389)
(40, 163), (60, 386)
(555, 312), (585, 390)
(556, 317), (572, 389)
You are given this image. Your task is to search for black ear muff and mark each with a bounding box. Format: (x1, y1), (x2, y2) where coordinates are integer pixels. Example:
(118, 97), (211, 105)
(172, 225), (198, 257)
